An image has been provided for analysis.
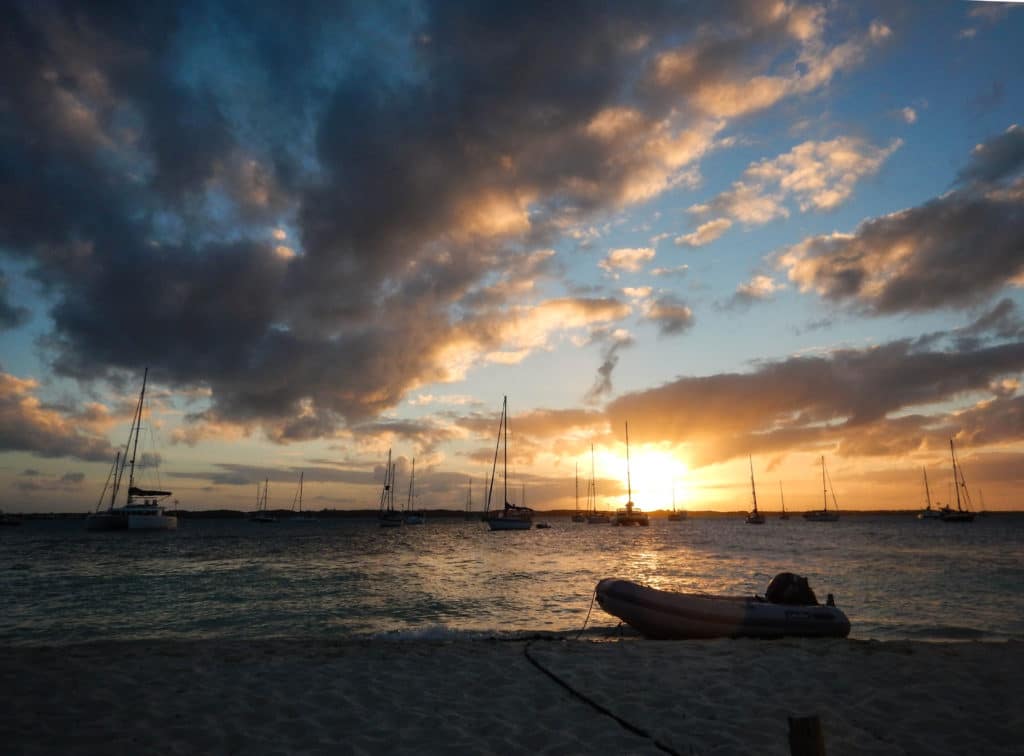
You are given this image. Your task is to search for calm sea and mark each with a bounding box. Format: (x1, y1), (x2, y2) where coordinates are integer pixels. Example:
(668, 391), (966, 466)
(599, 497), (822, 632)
(2, 514), (1022, 645)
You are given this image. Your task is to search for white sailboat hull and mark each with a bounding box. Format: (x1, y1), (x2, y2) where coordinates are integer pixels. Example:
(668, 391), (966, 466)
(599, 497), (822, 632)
(129, 513), (178, 530)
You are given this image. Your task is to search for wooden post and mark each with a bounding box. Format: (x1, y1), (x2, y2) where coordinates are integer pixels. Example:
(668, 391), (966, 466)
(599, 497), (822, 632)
(788, 715), (826, 756)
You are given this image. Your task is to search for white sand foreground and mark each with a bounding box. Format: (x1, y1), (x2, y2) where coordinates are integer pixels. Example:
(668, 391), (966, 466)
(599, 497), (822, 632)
(2, 637), (1021, 755)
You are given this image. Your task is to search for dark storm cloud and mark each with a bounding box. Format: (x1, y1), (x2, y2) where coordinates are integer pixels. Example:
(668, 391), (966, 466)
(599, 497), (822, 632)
(780, 124), (1024, 315)
(606, 330), (1024, 467)
(0, 1), (887, 441)
(0, 274), (29, 330)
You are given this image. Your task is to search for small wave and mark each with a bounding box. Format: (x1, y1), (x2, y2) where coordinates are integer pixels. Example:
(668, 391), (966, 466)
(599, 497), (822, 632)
(899, 624), (989, 640)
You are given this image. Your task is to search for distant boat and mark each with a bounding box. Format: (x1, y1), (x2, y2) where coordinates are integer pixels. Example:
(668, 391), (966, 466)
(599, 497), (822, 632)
(611, 422), (649, 526)
(251, 478), (276, 523)
(379, 449), (402, 527)
(585, 444), (610, 524)
(483, 396), (533, 531)
(0, 510), (22, 527)
(916, 467), (940, 520)
(667, 478), (687, 521)
(404, 458), (425, 524)
(87, 368), (178, 531)
(745, 456), (765, 525)
(571, 463), (586, 522)
(779, 482), (789, 520)
(289, 472), (317, 522)
(803, 456), (839, 522)
(940, 439), (975, 523)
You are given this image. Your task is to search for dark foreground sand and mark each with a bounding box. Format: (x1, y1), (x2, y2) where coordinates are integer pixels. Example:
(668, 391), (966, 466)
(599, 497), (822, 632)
(2, 638), (1021, 755)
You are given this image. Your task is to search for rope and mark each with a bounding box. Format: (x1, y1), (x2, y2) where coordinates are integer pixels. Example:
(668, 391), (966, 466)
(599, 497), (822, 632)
(575, 589), (597, 639)
(523, 639), (684, 756)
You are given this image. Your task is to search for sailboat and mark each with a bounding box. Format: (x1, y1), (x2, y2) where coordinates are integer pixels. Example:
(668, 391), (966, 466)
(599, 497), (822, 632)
(87, 368), (178, 531)
(404, 458), (425, 524)
(586, 444), (610, 523)
(379, 449), (402, 527)
(611, 422), (649, 526)
(916, 467), (940, 520)
(667, 477), (687, 521)
(571, 463), (586, 522)
(464, 478), (476, 520)
(940, 439), (975, 522)
(289, 472), (317, 522)
(483, 396), (533, 530)
(745, 456), (765, 524)
(803, 456), (840, 521)
(251, 478), (276, 523)
(779, 482), (789, 520)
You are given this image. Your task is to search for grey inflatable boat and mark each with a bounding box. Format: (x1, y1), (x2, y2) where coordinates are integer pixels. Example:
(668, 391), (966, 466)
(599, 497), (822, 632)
(595, 577), (851, 639)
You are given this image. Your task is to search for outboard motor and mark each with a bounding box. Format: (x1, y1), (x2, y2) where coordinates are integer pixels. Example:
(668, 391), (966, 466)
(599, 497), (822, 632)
(765, 572), (819, 605)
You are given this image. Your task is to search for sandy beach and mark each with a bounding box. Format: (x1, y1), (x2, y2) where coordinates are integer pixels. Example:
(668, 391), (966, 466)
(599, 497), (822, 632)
(2, 637), (1021, 755)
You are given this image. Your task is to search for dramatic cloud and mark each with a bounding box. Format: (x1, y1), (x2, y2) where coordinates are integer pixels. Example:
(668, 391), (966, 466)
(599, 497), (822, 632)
(644, 295), (695, 336)
(0, 1), (896, 444)
(0, 371), (114, 461)
(692, 136), (901, 226)
(779, 125), (1024, 315)
(598, 247), (656, 275)
(607, 329), (1024, 467)
(0, 274), (29, 330)
(674, 218), (732, 247)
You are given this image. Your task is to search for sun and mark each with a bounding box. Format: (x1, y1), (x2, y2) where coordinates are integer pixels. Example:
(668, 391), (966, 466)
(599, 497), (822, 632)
(592, 445), (689, 510)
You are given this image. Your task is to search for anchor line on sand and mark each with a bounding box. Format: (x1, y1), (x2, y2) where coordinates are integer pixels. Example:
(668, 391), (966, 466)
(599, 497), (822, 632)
(523, 639), (685, 756)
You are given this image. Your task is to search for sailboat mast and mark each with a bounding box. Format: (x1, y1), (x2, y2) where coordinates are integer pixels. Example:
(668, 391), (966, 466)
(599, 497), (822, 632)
(126, 367), (149, 499)
(298, 471), (304, 513)
(407, 458), (416, 512)
(625, 422), (632, 503)
(108, 451), (121, 510)
(923, 467), (932, 509)
(749, 455), (758, 513)
(591, 443), (597, 512)
(950, 439), (963, 512)
(779, 481), (785, 513)
(575, 462), (579, 514)
(821, 456), (827, 511)
(503, 396), (508, 506)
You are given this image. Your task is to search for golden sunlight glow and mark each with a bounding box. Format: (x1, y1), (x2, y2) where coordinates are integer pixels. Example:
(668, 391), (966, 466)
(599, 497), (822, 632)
(592, 445), (690, 510)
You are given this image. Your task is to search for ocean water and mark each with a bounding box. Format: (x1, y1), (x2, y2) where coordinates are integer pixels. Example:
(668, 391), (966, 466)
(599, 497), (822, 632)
(2, 514), (1022, 645)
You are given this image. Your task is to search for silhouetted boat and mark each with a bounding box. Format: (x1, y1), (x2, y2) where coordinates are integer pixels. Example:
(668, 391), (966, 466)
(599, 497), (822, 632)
(0, 510), (22, 526)
(483, 396), (533, 531)
(940, 439), (975, 523)
(289, 472), (317, 522)
(745, 456), (765, 524)
(803, 456), (839, 522)
(571, 463), (585, 522)
(251, 478), (276, 523)
(667, 479), (687, 521)
(595, 577), (850, 640)
(611, 422), (648, 526)
(378, 449), (402, 527)
(87, 368), (178, 532)
(404, 458), (425, 524)
(917, 467), (940, 520)
(585, 444), (610, 523)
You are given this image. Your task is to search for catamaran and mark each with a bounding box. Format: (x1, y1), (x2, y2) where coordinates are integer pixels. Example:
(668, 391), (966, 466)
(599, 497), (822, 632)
(611, 422), (649, 526)
(745, 456), (765, 524)
(483, 396), (533, 530)
(940, 440), (975, 523)
(803, 456), (840, 522)
(87, 368), (178, 531)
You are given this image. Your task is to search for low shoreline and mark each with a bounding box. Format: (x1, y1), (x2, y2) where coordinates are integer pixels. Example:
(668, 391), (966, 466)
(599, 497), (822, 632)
(2, 637), (1020, 755)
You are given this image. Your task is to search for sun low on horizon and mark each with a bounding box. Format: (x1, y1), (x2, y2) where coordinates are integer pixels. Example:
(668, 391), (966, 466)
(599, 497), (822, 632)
(2, 1), (1024, 514)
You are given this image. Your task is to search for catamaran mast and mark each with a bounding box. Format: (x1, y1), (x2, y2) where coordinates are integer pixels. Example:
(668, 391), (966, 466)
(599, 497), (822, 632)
(503, 396), (508, 507)
(406, 458), (416, 513)
(575, 462), (579, 515)
(779, 481), (785, 514)
(126, 367), (149, 501)
(923, 467), (932, 509)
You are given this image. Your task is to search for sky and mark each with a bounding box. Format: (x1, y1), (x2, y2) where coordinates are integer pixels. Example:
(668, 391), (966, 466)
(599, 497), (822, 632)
(2, 0), (1023, 514)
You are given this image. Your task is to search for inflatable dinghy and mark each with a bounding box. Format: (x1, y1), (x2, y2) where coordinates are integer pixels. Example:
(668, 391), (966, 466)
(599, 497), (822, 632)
(595, 576), (850, 639)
